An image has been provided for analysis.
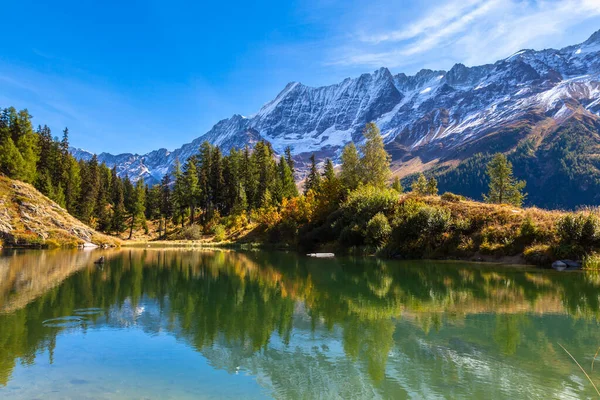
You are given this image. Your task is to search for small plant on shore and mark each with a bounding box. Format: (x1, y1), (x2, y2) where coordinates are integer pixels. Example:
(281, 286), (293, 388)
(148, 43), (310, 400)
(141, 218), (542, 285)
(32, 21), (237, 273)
(582, 253), (600, 270)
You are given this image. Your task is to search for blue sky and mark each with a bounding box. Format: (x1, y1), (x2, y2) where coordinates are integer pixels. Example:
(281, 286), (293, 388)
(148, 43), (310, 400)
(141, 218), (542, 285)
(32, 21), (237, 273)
(2, 0), (600, 154)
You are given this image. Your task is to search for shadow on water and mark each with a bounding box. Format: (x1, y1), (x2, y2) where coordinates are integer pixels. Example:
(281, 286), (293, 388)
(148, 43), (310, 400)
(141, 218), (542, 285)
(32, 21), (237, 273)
(1, 248), (600, 398)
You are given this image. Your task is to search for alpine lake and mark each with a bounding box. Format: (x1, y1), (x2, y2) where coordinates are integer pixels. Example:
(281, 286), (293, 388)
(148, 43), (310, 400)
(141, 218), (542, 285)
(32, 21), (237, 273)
(1, 248), (600, 399)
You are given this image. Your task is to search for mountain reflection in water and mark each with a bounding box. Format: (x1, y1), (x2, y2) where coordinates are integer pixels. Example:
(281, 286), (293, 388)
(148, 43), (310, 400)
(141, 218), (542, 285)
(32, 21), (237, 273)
(1, 249), (600, 399)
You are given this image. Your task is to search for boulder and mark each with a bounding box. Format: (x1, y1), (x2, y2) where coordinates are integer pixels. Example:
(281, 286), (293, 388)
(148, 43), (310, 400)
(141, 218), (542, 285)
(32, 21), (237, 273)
(562, 260), (581, 269)
(552, 261), (567, 271)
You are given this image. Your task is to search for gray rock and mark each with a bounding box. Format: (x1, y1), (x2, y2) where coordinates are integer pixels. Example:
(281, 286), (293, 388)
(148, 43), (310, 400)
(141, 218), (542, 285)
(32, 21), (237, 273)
(562, 259), (581, 269)
(552, 261), (567, 271)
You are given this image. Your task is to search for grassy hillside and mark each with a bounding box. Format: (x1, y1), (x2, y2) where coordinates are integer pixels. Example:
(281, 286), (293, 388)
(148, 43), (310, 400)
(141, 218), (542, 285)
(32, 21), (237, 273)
(0, 176), (120, 248)
(401, 112), (600, 209)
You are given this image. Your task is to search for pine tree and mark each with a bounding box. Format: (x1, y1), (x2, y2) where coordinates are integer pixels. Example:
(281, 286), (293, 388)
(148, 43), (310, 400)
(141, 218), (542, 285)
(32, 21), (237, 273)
(0, 107), (38, 183)
(318, 158), (341, 211)
(0, 136), (26, 179)
(279, 155), (297, 199)
(222, 149), (241, 214)
(426, 176), (438, 196)
(253, 141), (275, 208)
(411, 173), (428, 196)
(78, 155), (100, 225)
(210, 147), (225, 213)
(183, 157), (200, 225)
(159, 174), (172, 237)
(64, 157), (81, 214)
(94, 163), (112, 231)
(304, 154), (321, 194)
(232, 182), (248, 216)
(484, 153), (526, 206)
(391, 177), (403, 193)
(128, 179), (146, 239)
(197, 141), (212, 209)
(242, 145), (256, 211)
(60, 128), (70, 158)
(172, 159), (187, 228)
(13, 109), (39, 183)
(340, 142), (361, 192)
(360, 122), (390, 188)
(285, 146), (295, 172)
(110, 169), (127, 235)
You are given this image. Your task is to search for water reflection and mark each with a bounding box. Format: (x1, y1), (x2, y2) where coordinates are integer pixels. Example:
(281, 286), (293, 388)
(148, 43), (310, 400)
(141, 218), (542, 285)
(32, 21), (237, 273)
(1, 249), (600, 398)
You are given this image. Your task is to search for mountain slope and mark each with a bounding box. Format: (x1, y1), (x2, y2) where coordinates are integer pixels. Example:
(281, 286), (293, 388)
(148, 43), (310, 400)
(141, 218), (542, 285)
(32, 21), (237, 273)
(73, 30), (600, 207)
(0, 176), (119, 248)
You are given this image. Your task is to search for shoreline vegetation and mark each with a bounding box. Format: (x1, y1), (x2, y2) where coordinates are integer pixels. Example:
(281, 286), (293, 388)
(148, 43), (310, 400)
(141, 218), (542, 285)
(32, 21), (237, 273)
(1, 106), (600, 269)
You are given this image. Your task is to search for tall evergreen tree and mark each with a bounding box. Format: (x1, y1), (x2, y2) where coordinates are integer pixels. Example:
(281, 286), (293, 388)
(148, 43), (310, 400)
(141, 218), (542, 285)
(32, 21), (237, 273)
(318, 158), (341, 211)
(278, 155), (297, 199)
(110, 168), (127, 235)
(252, 141), (275, 208)
(172, 159), (187, 228)
(159, 174), (172, 236)
(484, 153), (526, 206)
(210, 147), (225, 213)
(63, 157), (81, 213)
(128, 179), (146, 239)
(304, 154), (321, 195)
(94, 163), (112, 231)
(242, 145), (256, 211)
(78, 155), (100, 225)
(284, 146), (295, 172)
(183, 157), (200, 225)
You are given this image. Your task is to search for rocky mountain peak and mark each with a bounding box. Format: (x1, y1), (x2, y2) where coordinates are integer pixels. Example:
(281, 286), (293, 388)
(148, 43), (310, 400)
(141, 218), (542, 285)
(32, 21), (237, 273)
(72, 30), (600, 186)
(584, 29), (600, 45)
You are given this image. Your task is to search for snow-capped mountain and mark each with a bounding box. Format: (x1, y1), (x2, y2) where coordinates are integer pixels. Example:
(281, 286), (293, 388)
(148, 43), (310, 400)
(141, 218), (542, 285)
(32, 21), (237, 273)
(72, 29), (600, 185)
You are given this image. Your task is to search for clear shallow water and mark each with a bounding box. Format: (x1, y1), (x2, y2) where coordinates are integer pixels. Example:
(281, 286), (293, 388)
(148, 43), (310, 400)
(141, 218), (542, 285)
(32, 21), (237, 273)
(1, 249), (600, 399)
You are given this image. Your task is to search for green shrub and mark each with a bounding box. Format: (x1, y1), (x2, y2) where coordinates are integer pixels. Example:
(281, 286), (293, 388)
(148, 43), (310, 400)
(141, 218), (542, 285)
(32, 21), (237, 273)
(213, 224), (226, 242)
(556, 212), (600, 252)
(519, 216), (537, 239)
(523, 244), (553, 266)
(342, 186), (398, 226)
(393, 204), (451, 242)
(582, 252), (600, 270)
(44, 239), (61, 249)
(176, 225), (203, 240)
(366, 213), (392, 246)
(339, 224), (364, 247)
(441, 192), (465, 202)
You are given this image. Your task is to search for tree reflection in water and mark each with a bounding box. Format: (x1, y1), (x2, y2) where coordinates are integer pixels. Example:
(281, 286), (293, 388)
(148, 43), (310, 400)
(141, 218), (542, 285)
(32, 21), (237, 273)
(1, 248), (600, 398)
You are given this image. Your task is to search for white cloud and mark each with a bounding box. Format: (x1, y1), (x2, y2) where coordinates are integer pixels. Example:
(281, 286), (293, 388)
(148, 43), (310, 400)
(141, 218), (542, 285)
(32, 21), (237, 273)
(331, 0), (600, 70)
(359, 0), (484, 44)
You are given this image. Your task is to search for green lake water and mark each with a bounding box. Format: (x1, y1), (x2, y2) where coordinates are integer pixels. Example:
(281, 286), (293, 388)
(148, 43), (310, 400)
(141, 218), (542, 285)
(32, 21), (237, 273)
(1, 248), (600, 399)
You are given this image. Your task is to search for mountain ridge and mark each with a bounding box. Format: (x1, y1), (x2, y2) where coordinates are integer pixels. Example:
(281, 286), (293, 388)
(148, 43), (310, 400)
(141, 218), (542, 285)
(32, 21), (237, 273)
(72, 30), (600, 207)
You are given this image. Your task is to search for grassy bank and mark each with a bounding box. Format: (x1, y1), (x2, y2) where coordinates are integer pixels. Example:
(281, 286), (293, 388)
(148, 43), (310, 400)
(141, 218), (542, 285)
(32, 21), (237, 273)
(0, 176), (120, 249)
(149, 187), (600, 268)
